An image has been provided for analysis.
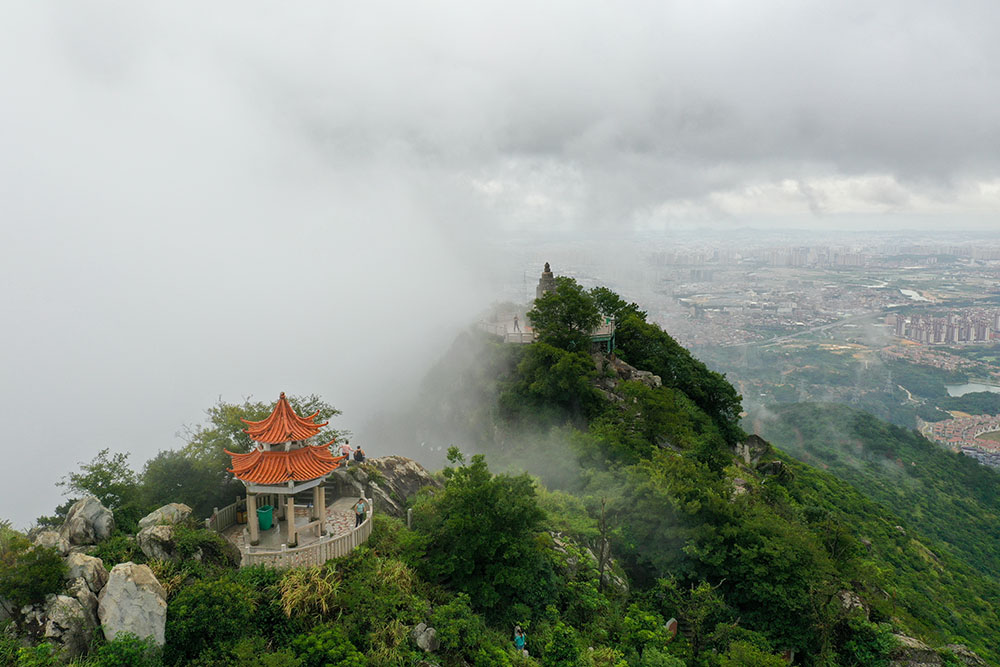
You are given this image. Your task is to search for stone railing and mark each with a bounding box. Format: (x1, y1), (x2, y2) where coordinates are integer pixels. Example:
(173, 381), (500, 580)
(206, 498), (241, 533)
(241, 499), (373, 569)
(207, 494), (286, 534)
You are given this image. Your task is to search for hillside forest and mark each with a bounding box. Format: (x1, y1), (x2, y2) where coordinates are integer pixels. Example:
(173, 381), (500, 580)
(3, 277), (999, 666)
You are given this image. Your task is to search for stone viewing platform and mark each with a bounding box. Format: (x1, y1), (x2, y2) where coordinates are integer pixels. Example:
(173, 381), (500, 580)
(212, 494), (373, 569)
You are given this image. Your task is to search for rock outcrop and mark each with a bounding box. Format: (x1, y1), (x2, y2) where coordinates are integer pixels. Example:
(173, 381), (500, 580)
(593, 355), (662, 402)
(735, 434), (770, 467)
(411, 622), (440, 652)
(97, 563), (168, 645)
(21, 594), (95, 658)
(66, 578), (100, 630)
(138, 503), (192, 530)
(890, 634), (941, 666)
(64, 552), (109, 594)
(944, 645), (989, 666)
(59, 496), (115, 546)
(33, 531), (70, 556)
(327, 456), (440, 519)
(550, 532), (628, 595)
(137, 524), (181, 561)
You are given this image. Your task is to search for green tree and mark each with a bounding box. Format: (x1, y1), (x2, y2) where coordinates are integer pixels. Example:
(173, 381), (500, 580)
(93, 632), (163, 667)
(718, 641), (788, 667)
(141, 449), (241, 519)
(543, 621), (581, 667)
(414, 449), (555, 622)
(501, 343), (602, 423)
(181, 395), (343, 470)
(0, 522), (66, 617)
(614, 315), (744, 444)
(589, 286), (646, 322)
(164, 579), (258, 662)
(291, 624), (366, 667)
(528, 277), (602, 351)
(58, 448), (138, 509)
(58, 448), (146, 531)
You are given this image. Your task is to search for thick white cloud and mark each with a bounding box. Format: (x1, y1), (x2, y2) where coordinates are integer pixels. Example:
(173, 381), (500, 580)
(1, 1), (999, 525)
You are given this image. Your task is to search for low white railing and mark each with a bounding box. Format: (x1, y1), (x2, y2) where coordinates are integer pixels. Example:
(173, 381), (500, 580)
(241, 499), (373, 568)
(206, 498), (241, 533)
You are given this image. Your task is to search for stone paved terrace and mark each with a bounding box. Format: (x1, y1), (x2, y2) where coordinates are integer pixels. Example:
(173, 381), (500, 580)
(222, 497), (357, 552)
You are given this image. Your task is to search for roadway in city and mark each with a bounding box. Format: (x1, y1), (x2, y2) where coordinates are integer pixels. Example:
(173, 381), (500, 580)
(729, 311), (882, 349)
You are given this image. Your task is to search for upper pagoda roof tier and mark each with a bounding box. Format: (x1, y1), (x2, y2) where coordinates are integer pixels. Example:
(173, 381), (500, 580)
(225, 443), (345, 485)
(241, 392), (329, 444)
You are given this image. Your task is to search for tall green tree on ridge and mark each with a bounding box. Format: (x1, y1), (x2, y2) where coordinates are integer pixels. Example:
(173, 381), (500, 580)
(527, 276), (602, 351)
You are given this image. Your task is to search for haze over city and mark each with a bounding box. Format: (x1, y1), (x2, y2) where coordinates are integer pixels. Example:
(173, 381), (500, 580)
(3, 1), (1000, 527)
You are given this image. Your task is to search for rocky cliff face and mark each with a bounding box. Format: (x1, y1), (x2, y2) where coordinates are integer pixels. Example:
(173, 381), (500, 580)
(592, 354), (662, 403)
(326, 455), (440, 518)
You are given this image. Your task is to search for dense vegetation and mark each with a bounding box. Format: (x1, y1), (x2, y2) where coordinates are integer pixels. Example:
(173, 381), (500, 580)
(752, 402), (1000, 578)
(4, 280), (999, 665)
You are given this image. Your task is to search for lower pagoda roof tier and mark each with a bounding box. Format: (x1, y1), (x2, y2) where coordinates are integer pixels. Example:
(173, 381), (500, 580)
(226, 443), (345, 485)
(241, 392), (329, 444)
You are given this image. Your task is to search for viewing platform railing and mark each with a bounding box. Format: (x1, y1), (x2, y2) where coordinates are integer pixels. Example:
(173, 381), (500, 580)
(241, 499), (373, 569)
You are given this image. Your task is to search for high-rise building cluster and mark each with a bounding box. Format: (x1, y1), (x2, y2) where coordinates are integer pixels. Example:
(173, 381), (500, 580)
(891, 311), (1000, 345)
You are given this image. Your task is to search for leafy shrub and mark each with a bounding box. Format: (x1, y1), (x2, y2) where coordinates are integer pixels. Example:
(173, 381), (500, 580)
(835, 616), (897, 667)
(717, 641), (788, 667)
(0, 631), (20, 666)
(91, 535), (145, 568)
(543, 621), (580, 667)
(231, 566), (299, 641)
(15, 644), (58, 667)
(190, 636), (303, 667)
(93, 632), (163, 667)
(430, 592), (489, 656)
(0, 524), (66, 612)
(637, 647), (685, 667)
(172, 524), (239, 567)
(291, 624), (366, 667)
(280, 565), (341, 619)
(335, 551), (428, 654)
(414, 450), (556, 623)
(164, 579), (257, 662)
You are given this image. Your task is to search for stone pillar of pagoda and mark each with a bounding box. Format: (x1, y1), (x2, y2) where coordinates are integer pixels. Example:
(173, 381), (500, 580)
(286, 495), (297, 547)
(247, 493), (260, 546)
(318, 486), (327, 536)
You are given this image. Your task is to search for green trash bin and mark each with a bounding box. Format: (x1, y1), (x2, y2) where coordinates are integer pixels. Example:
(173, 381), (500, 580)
(257, 505), (274, 531)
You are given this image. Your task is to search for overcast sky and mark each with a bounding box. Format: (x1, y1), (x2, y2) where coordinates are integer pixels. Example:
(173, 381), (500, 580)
(2, 1), (999, 527)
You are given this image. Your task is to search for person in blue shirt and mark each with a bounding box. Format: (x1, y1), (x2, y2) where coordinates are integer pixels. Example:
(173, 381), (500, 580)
(514, 626), (526, 654)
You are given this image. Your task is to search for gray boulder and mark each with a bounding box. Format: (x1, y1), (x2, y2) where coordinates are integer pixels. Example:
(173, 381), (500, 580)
(33, 531), (70, 556)
(21, 594), (94, 658)
(66, 578), (100, 629)
(137, 524), (179, 562)
(64, 552), (109, 594)
(890, 634), (941, 666)
(410, 622), (440, 652)
(60, 496), (115, 545)
(138, 503), (192, 530)
(328, 456), (440, 519)
(944, 645), (989, 666)
(98, 562), (167, 645)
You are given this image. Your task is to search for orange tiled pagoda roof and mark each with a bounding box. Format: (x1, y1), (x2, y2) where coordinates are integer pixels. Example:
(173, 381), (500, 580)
(225, 443), (346, 485)
(241, 392), (329, 444)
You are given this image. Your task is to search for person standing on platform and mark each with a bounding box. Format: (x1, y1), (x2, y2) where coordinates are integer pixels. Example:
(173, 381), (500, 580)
(354, 498), (367, 527)
(339, 439), (352, 460)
